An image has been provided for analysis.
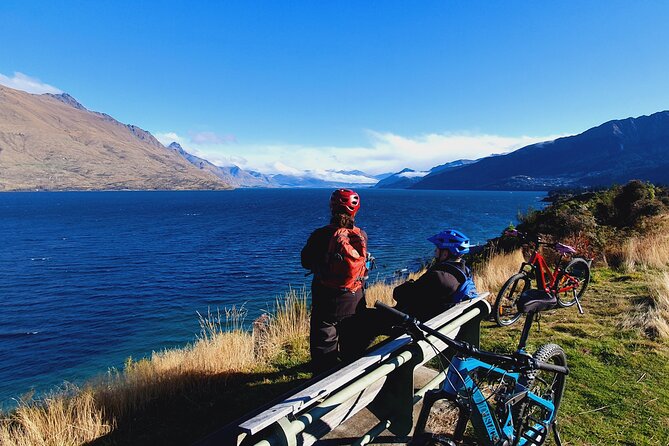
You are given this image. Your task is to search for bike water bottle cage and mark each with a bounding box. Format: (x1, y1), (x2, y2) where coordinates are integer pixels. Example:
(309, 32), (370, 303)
(517, 289), (557, 313)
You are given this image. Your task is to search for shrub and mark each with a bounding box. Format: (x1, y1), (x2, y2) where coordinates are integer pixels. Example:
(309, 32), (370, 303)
(515, 181), (668, 263)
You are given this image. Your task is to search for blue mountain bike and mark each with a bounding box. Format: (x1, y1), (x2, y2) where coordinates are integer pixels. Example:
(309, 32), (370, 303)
(375, 297), (568, 446)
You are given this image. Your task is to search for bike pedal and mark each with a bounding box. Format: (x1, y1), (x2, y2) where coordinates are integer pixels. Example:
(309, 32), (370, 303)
(521, 417), (549, 445)
(410, 433), (457, 446)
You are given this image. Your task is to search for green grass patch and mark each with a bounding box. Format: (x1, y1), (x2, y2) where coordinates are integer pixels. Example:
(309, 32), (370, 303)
(480, 267), (669, 445)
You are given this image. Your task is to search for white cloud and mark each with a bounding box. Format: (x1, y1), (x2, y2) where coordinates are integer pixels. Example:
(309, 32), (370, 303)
(190, 131), (236, 145)
(0, 72), (62, 94)
(398, 170), (429, 178)
(156, 132), (182, 144)
(272, 161), (303, 175)
(153, 129), (566, 178)
(305, 170), (377, 184)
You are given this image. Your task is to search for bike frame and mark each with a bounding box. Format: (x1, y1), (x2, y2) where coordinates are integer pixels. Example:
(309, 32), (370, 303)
(375, 300), (567, 445)
(521, 246), (579, 296)
(438, 356), (556, 445)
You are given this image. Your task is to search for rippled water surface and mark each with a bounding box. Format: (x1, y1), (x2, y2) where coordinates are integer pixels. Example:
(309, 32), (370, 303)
(0, 189), (545, 407)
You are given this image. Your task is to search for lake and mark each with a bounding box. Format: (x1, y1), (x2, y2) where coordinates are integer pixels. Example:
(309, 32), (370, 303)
(0, 188), (545, 408)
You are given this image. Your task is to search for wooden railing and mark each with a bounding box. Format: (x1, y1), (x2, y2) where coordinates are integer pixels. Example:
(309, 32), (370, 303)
(203, 294), (490, 446)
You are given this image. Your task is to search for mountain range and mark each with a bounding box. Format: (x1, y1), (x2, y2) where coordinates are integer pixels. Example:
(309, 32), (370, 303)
(0, 84), (384, 190)
(2, 82), (668, 191)
(374, 159), (476, 189)
(408, 111), (669, 190)
(167, 142), (274, 188)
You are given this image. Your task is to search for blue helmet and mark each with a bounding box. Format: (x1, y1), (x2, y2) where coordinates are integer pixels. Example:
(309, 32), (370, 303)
(428, 229), (470, 256)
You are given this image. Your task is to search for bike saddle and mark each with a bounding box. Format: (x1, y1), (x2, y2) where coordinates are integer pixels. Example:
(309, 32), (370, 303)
(517, 289), (557, 313)
(554, 242), (577, 255)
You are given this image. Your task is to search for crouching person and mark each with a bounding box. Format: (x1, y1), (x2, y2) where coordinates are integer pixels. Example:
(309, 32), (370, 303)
(393, 229), (478, 322)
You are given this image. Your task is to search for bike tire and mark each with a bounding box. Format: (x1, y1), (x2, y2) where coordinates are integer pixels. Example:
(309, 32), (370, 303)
(493, 273), (531, 327)
(518, 344), (567, 442)
(555, 257), (590, 308)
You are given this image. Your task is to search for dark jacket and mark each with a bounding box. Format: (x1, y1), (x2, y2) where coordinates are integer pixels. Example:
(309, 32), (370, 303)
(301, 224), (368, 318)
(393, 260), (468, 322)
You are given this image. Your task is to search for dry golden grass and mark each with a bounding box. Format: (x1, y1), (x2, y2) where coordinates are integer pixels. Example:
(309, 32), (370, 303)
(365, 280), (398, 307)
(364, 269), (426, 307)
(606, 216), (669, 271)
(0, 291), (308, 446)
(0, 389), (112, 446)
(471, 249), (525, 301)
(253, 287), (310, 360)
(622, 271), (669, 339)
(619, 232), (669, 271)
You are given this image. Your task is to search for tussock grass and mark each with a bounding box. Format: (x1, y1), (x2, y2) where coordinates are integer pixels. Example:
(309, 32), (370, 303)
(472, 249), (525, 300)
(605, 216), (669, 271)
(0, 290), (309, 446)
(0, 389), (112, 446)
(364, 270), (425, 307)
(605, 217), (669, 340)
(622, 271), (669, 339)
(253, 287), (310, 360)
(365, 280), (398, 307)
(619, 232), (669, 271)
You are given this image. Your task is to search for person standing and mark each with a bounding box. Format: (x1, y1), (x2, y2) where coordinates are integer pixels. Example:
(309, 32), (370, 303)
(301, 189), (369, 374)
(393, 229), (478, 322)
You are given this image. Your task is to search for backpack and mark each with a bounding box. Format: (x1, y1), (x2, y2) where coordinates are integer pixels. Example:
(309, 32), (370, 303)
(319, 226), (368, 293)
(439, 261), (479, 303)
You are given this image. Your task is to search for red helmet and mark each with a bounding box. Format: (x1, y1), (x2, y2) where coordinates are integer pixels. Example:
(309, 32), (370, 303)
(330, 189), (361, 216)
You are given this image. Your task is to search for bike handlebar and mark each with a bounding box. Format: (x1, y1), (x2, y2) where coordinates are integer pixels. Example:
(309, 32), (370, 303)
(374, 301), (569, 376)
(504, 230), (576, 255)
(533, 359), (570, 375)
(375, 301), (412, 323)
(505, 229), (545, 244)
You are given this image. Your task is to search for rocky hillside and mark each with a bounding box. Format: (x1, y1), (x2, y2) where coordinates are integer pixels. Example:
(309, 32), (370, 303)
(412, 111), (669, 190)
(0, 85), (232, 191)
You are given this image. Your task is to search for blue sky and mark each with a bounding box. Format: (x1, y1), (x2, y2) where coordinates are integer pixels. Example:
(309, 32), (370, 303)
(1, 1), (668, 179)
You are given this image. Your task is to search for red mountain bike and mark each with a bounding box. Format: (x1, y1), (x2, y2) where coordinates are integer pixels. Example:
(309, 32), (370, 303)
(493, 229), (591, 327)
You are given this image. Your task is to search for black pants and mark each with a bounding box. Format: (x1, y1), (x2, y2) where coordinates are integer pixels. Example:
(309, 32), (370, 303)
(309, 282), (368, 375)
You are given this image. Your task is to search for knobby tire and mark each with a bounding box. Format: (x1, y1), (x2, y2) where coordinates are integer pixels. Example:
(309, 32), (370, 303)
(517, 343), (567, 444)
(493, 273), (530, 327)
(556, 257), (590, 308)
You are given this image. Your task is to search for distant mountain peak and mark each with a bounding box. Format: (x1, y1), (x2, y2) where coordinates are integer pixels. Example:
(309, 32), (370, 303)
(168, 141), (188, 156)
(44, 92), (87, 111)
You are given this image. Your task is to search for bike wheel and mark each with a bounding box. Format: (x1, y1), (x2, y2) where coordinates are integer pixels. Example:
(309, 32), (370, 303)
(493, 273), (531, 327)
(555, 258), (590, 308)
(518, 344), (567, 441)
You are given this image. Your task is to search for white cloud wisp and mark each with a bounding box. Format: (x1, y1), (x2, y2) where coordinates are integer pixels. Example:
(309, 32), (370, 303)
(0, 72), (63, 94)
(155, 130), (566, 183)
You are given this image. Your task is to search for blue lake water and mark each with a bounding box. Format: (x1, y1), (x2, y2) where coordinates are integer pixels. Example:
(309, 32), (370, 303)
(0, 189), (545, 408)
